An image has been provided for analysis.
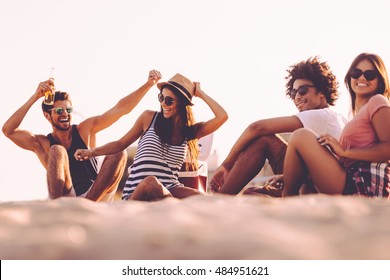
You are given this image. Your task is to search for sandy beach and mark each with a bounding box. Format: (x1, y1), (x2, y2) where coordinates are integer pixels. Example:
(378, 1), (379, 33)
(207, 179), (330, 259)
(1, 194), (390, 260)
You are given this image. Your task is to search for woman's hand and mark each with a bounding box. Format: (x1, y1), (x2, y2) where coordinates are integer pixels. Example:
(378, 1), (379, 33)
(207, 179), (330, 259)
(74, 148), (94, 161)
(147, 69), (162, 86)
(191, 81), (228, 139)
(317, 134), (345, 157)
(193, 82), (206, 99)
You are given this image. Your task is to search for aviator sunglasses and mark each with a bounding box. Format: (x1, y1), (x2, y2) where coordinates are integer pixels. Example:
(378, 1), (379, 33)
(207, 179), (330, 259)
(350, 68), (378, 81)
(290, 84), (315, 99)
(48, 107), (73, 115)
(158, 93), (176, 106)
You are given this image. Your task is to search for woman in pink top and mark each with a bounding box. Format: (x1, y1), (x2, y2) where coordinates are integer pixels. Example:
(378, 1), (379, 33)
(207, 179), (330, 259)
(282, 53), (390, 197)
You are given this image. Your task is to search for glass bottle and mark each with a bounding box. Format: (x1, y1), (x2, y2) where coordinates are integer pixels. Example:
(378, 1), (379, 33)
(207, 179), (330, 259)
(43, 67), (56, 105)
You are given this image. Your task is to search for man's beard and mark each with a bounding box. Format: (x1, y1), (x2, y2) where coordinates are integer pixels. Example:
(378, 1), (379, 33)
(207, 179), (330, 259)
(51, 117), (71, 132)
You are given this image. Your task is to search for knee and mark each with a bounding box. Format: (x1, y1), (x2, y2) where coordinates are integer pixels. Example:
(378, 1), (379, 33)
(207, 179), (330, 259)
(136, 176), (169, 197)
(142, 176), (160, 188)
(48, 145), (68, 161)
(49, 144), (66, 154)
(105, 150), (127, 165)
(118, 149), (127, 159)
(142, 176), (169, 194)
(108, 150), (127, 160)
(288, 128), (316, 146)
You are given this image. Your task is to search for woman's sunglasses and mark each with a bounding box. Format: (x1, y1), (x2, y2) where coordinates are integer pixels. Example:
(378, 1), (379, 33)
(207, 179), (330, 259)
(290, 84), (315, 99)
(158, 93), (176, 106)
(49, 107), (73, 115)
(350, 68), (378, 81)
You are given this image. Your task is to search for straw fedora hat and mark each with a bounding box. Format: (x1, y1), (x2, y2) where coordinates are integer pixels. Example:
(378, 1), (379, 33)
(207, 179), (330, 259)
(157, 73), (195, 105)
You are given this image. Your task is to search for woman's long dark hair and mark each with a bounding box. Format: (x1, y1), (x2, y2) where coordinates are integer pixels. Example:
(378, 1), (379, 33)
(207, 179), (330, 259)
(344, 53), (390, 115)
(155, 85), (199, 170)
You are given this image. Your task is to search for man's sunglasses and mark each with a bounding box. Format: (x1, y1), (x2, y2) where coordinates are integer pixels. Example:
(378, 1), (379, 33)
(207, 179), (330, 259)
(158, 93), (176, 106)
(48, 107), (73, 115)
(350, 68), (378, 81)
(290, 84), (315, 99)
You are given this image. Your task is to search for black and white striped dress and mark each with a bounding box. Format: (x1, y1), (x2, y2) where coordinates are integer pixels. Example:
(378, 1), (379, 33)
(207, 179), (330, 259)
(122, 112), (187, 200)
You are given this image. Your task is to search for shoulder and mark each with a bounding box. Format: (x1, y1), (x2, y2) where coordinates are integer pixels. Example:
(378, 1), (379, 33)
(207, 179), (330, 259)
(368, 94), (390, 107)
(70, 123), (83, 136)
(139, 110), (157, 122)
(299, 107), (330, 115)
(295, 108), (327, 120)
(319, 107), (347, 122)
(76, 115), (93, 132)
(295, 107), (346, 127)
(366, 94), (390, 119)
(34, 134), (51, 152)
(297, 107), (342, 118)
(36, 133), (50, 143)
(137, 110), (158, 128)
(142, 110), (157, 117)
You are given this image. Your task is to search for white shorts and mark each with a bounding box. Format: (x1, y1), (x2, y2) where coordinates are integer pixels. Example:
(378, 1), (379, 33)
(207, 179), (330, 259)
(64, 184), (118, 202)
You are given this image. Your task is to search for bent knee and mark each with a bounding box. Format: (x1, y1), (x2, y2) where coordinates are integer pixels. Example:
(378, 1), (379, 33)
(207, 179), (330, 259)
(48, 145), (68, 160)
(104, 150), (127, 166)
(289, 128), (317, 145)
(118, 150), (127, 159)
(142, 176), (160, 186)
(49, 144), (67, 154)
(136, 176), (166, 195)
(105, 150), (127, 160)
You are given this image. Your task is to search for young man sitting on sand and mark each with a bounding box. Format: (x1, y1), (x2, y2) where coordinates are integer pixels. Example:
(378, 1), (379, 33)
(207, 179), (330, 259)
(210, 57), (347, 196)
(2, 70), (161, 201)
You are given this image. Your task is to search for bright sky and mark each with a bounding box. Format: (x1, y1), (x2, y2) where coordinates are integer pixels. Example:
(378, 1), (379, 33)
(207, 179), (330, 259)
(1, 0), (390, 201)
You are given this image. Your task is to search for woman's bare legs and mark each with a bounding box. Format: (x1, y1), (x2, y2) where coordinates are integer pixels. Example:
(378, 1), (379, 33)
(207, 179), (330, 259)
(282, 128), (346, 196)
(169, 186), (202, 198)
(130, 176), (173, 201)
(130, 176), (202, 201)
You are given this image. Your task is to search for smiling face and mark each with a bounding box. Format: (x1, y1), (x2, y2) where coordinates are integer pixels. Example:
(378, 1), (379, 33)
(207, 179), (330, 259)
(350, 59), (379, 99)
(159, 88), (179, 119)
(47, 100), (72, 131)
(292, 79), (328, 112)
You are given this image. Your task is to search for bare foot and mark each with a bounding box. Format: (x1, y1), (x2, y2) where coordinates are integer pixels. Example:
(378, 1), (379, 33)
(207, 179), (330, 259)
(210, 165), (230, 192)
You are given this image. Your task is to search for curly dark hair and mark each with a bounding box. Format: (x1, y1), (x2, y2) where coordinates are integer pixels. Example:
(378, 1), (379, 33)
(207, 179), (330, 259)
(344, 52), (390, 114)
(41, 91), (71, 113)
(285, 56), (339, 106)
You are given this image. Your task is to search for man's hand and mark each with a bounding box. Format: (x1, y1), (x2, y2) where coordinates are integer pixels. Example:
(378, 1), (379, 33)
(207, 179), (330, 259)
(35, 80), (55, 99)
(265, 174), (284, 189)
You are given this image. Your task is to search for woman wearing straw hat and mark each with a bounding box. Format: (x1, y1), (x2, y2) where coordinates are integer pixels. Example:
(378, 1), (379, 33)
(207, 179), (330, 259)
(74, 73), (228, 201)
